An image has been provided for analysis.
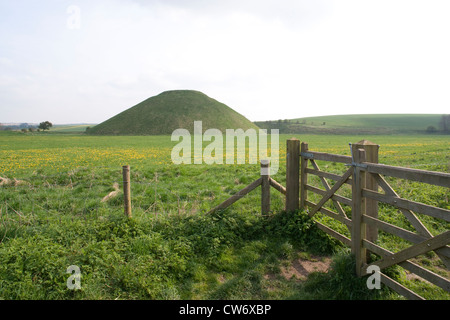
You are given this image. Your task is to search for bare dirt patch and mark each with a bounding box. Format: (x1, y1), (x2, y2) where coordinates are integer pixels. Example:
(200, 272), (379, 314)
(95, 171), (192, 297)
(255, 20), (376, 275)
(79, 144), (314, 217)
(273, 255), (332, 282)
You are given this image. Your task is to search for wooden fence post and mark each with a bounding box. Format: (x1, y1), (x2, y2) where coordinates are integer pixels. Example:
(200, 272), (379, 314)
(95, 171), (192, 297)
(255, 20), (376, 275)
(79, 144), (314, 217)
(261, 160), (270, 215)
(286, 138), (300, 212)
(300, 142), (309, 210)
(122, 165), (132, 218)
(351, 148), (366, 276)
(352, 140), (379, 246)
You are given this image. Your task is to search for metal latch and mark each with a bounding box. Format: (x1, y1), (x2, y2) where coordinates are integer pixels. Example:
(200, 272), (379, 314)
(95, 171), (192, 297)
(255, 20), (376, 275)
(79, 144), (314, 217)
(346, 143), (368, 168)
(300, 152), (314, 159)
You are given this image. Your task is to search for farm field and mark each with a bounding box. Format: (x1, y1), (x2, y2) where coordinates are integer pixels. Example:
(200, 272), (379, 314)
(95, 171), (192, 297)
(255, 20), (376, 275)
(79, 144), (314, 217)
(0, 131), (449, 300)
(49, 124), (95, 133)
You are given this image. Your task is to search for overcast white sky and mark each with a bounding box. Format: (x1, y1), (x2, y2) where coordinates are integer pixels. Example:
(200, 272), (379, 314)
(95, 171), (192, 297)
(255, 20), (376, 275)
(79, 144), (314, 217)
(1, 0), (449, 124)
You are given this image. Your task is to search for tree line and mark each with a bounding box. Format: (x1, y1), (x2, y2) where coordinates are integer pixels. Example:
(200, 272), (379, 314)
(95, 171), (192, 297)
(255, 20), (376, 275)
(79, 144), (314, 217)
(0, 121), (53, 132)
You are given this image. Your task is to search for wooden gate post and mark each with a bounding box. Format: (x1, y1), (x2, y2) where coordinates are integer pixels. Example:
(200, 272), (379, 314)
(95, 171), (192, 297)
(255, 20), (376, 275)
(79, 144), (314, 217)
(300, 142), (309, 210)
(286, 138), (300, 212)
(261, 160), (270, 215)
(122, 165), (132, 218)
(352, 140), (379, 245)
(351, 148), (366, 276)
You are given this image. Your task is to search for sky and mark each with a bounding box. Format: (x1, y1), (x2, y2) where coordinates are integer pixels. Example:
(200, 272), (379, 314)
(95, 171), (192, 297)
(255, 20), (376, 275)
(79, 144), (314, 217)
(1, 0), (449, 124)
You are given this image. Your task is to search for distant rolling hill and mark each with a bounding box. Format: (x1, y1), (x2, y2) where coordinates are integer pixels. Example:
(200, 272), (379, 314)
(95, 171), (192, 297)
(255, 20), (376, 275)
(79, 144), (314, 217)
(50, 124), (95, 133)
(88, 90), (259, 135)
(255, 114), (445, 135)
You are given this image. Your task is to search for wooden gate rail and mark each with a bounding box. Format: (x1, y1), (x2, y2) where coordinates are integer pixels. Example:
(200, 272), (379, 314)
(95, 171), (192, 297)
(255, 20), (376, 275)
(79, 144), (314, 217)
(364, 162), (450, 188)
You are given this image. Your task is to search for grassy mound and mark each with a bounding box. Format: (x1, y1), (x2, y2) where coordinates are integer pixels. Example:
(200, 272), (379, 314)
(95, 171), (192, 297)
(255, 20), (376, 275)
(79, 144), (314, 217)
(88, 90), (259, 135)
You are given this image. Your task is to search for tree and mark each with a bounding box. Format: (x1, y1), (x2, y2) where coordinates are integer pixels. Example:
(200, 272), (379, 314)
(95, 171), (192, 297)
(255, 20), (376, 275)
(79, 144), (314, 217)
(426, 125), (437, 133)
(38, 121), (53, 131)
(439, 114), (450, 133)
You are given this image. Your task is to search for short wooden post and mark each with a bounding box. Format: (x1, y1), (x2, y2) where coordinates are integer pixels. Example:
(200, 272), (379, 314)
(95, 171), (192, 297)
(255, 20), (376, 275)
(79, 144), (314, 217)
(286, 138), (300, 212)
(352, 140), (379, 246)
(351, 148), (366, 276)
(122, 165), (132, 218)
(261, 160), (270, 215)
(300, 142), (309, 210)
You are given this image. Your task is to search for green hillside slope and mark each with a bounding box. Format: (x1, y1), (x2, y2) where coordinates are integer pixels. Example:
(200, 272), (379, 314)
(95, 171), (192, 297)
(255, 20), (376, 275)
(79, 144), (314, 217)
(88, 90), (259, 135)
(255, 114), (444, 134)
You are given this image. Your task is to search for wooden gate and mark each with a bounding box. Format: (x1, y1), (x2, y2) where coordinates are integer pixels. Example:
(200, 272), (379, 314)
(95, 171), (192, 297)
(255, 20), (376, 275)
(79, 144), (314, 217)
(352, 148), (450, 299)
(296, 139), (450, 300)
(299, 141), (354, 247)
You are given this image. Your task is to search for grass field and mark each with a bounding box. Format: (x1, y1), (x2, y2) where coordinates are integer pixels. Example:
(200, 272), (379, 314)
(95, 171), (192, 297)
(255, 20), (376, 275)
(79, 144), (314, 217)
(255, 114), (445, 135)
(292, 114), (441, 131)
(0, 131), (448, 300)
(49, 124), (94, 133)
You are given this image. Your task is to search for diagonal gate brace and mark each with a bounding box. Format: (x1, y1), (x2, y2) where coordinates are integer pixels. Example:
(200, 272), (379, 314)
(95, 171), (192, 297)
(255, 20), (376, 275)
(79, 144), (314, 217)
(308, 167), (353, 218)
(370, 230), (450, 271)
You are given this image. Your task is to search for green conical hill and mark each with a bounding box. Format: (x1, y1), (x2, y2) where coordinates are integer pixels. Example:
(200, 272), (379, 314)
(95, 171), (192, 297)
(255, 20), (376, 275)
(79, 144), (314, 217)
(88, 90), (259, 135)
